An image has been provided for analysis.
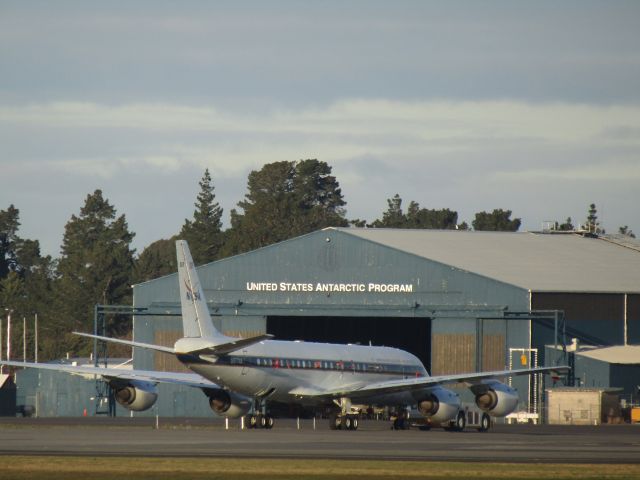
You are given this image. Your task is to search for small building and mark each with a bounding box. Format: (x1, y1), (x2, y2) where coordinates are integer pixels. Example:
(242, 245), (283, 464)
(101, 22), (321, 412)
(546, 387), (622, 425)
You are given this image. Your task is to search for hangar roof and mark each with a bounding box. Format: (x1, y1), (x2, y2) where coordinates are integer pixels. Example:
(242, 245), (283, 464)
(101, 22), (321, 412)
(333, 228), (640, 293)
(576, 345), (640, 365)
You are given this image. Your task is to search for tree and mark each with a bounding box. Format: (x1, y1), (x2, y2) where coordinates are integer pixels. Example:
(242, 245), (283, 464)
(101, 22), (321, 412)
(406, 204), (458, 229)
(179, 169), (224, 265)
(0, 205), (21, 278)
(52, 190), (135, 356)
(0, 271), (26, 313)
(472, 209), (521, 231)
(0, 206), (56, 361)
(584, 203), (604, 234)
(224, 160), (348, 255)
(133, 238), (177, 284)
(556, 217), (574, 231)
(619, 226), (636, 238)
(370, 194), (405, 228)
(369, 195), (459, 230)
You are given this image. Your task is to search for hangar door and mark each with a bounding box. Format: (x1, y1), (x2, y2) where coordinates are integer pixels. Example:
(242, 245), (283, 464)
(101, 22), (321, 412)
(267, 316), (432, 371)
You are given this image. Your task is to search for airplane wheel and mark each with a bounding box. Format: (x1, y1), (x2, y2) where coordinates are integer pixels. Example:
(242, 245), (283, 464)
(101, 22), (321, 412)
(454, 411), (466, 432)
(478, 413), (490, 432)
(247, 414), (256, 429)
(344, 416), (352, 430)
(265, 416), (274, 429)
(351, 417), (359, 431)
(330, 415), (340, 430)
(259, 415), (267, 428)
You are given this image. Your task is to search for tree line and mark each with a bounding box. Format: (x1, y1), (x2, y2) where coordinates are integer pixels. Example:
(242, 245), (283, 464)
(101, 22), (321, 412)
(0, 159), (634, 361)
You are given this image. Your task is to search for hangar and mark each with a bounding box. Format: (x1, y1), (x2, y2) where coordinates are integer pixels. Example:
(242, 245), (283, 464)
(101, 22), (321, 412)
(127, 227), (640, 418)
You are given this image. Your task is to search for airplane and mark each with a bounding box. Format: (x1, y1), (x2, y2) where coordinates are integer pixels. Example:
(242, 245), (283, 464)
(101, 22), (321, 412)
(1, 240), (569, 431)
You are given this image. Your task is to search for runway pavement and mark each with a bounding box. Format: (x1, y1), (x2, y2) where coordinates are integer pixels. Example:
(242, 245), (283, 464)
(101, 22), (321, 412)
(0, 417), (638, 463)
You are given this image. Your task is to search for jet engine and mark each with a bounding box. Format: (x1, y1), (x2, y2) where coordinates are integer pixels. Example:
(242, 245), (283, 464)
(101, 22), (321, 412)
(112, 380), (158, 412)
(471, 381), (518, 417)
(206, 389), (252, 418)
(416, 387), (461, 423)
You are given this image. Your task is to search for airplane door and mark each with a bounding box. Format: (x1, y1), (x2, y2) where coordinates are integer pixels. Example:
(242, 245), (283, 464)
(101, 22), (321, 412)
(241, 350), (248, 375)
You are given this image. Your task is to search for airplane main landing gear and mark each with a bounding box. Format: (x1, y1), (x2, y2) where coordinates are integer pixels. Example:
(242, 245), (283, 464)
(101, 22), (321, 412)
(330, 413), (359, 430)
(245, 413), (274, 429)
(329, 397), (359, 430)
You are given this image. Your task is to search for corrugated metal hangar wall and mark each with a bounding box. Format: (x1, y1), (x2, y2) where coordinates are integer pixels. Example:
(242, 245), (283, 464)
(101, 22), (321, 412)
(132, 228), (532, 417)
(17, 228), (640, 417)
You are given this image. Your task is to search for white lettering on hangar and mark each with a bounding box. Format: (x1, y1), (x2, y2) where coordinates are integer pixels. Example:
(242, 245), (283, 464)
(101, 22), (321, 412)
(246, 282), (413, 293)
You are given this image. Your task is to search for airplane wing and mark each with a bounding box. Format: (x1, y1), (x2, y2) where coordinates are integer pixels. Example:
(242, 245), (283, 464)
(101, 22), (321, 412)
(73, 332), (175, 354)
(290, 365), (570, 400)
(74, 331), (274, 356)
(0, 360), (218, 389)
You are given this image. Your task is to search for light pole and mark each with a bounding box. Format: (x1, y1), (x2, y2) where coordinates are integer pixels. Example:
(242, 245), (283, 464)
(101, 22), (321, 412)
(1, 309), (12, 374)
(6, 309), (11, 362)
(34, 313), (38, 363)
(23, 316), (26, 363)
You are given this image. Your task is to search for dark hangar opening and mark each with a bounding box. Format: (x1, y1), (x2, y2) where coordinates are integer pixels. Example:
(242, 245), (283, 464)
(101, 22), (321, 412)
(267, 316), (432, 372)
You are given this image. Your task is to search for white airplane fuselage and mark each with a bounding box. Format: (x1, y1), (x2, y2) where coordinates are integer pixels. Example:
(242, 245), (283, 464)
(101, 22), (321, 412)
(179, 339), (428, 406)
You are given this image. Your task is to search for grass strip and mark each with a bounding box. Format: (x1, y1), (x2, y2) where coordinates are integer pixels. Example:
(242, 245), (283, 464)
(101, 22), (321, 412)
(1, 456), (640, 480)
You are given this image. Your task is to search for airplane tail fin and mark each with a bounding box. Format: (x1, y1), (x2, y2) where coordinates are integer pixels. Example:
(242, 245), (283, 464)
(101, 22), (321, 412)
(176, 240), (222, 340)
(175, 240), (273, 354)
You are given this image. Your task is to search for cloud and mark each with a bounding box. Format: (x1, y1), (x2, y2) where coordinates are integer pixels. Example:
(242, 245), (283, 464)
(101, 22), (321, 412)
(2, 97), (639, 256)
(2, 98), (640, 185)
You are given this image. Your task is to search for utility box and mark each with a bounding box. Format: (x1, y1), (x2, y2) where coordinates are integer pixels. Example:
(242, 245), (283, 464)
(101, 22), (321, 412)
(546, 387), (622, 425)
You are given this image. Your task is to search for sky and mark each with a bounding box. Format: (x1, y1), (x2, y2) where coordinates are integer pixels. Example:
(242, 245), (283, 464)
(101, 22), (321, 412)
(1, 1), (639, 257)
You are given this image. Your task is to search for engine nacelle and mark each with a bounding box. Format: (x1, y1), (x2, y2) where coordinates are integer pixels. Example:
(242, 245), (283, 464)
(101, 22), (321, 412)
(113, 381), (158, 412)
(472, 381), (519, 417)
(207, 389), (251, 419)
(416, 387), (461, 424)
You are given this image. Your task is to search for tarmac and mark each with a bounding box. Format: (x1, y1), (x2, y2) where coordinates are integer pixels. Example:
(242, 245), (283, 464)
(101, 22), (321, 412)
(0, 417), (639, 463)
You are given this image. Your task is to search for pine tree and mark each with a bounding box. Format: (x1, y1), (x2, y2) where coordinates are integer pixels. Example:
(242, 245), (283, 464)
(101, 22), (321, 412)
(133, 238), (177, 283)
(585, 203), (604, 234)
(0, 206), (55, 361)
(180, 169), (223, 265)
(224, 160), (347, 255)
(0, 205), (21, 278)
(370, 194), (405, 228)
(53, 190), (135, 356)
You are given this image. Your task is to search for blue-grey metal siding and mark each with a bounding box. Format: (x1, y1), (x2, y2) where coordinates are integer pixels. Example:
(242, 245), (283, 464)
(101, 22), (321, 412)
(130, 229), (532, 417)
